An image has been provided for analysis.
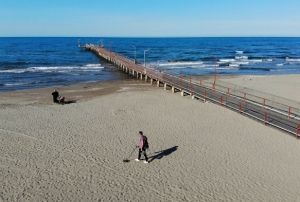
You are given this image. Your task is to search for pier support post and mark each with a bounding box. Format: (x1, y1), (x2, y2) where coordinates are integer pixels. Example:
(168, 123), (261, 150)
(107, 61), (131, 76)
(136, 72), (139, 79)
(192, 95), (196, 100)
(150, 79), (153, 85)
(172, 86), (175, 93)
(157, 80), (160, 87)
(164, 83), (167, 90)
(181, 91), (185, 96)
(140, 74), (143, 80)
(145, 75), (148, 82)
(132, 70), (135, 77)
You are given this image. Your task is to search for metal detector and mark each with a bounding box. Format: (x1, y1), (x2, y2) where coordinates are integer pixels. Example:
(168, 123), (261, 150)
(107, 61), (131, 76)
(123, 146), (137, 163)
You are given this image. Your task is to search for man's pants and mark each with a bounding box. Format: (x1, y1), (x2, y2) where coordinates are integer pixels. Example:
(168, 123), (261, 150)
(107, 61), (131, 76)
(138, 149), (148, 161)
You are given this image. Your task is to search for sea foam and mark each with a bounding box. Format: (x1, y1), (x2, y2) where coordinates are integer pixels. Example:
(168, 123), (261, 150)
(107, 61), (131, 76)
(0, 64), (104, 74)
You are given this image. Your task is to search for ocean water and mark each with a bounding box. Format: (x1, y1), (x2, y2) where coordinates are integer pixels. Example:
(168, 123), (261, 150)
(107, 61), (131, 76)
(1, 37), (300, 92)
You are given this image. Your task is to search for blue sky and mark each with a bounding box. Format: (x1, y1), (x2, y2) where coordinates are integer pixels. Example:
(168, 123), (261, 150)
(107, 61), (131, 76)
(0, 0), (300, 37)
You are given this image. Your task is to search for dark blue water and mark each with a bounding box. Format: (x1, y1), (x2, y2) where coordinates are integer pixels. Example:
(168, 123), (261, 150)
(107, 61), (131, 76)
(1, 37), (300, 92)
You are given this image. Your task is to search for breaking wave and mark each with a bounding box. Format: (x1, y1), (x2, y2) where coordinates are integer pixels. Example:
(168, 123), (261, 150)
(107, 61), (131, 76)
(0, 64), (104, 73)
(155, 61), (220, 69)
(157, 61), (204, 67)
(286, 57), (300, 63)
(4, 82), (30, 86)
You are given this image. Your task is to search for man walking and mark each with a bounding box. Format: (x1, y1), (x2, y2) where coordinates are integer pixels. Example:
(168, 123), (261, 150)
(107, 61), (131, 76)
(135, 131), (149, 164)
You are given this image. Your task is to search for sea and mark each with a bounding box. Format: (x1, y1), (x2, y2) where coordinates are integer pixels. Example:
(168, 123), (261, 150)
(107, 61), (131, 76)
(1, 37), (300, 92)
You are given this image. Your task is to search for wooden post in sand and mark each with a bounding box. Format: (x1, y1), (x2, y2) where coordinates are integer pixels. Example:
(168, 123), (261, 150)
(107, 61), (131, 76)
(164, 83), (167, 90)
(157, 80), (160, 87)
(172, 86), (175, 93)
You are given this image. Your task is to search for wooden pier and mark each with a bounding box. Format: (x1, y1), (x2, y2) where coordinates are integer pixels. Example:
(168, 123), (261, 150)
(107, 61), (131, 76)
(84, 44), (300, 137)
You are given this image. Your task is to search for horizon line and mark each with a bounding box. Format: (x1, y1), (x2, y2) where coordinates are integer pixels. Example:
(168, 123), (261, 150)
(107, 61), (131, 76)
(1, 35), (300, 38)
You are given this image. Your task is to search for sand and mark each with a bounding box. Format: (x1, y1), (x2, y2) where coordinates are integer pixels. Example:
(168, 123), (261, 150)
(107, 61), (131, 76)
(1, 78), (300, 201)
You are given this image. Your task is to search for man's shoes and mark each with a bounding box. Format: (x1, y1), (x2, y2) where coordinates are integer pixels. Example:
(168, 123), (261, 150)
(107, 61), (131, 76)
(143, 160), (149, 164)
(135, 159), (140, 162)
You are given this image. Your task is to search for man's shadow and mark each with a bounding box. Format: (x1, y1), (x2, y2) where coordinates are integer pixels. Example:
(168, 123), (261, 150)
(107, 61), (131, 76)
(148, 146), (178, 163)
(63, 100), (77, 104)
(56, 100), (77, 105)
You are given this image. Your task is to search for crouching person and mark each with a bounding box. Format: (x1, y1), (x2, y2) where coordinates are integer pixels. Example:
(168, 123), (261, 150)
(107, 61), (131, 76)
(51, 89), (65, 104)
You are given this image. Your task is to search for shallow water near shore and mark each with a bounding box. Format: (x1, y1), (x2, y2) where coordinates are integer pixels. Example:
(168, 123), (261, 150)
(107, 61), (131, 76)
(1, 37), (300, 92)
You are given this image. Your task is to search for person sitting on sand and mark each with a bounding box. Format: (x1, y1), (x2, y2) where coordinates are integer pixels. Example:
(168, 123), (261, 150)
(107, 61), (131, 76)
(135, 131), (149, 164)
(51, 89), (65, 104)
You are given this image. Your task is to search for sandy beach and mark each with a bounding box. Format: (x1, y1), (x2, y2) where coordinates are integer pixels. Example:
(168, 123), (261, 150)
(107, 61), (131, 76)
(1, 76), (300, 201)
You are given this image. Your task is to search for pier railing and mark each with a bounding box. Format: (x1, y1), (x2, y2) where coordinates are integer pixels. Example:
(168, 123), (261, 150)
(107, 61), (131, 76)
(84, 44), (300, 137)
(211, 80), (300, 117)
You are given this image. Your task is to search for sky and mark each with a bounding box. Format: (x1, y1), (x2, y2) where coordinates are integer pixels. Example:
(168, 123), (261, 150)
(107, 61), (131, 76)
(0, 0), (300, 37)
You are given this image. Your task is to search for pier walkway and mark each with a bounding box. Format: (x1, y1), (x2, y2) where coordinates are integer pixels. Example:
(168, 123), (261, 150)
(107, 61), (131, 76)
(84, 44), (300, 137)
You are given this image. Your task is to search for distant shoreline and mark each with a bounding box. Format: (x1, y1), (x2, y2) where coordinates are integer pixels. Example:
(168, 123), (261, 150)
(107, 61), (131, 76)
(1, 72), (299, 93)
(1, 73), (300, 104)
(1, 36), (300, 38)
